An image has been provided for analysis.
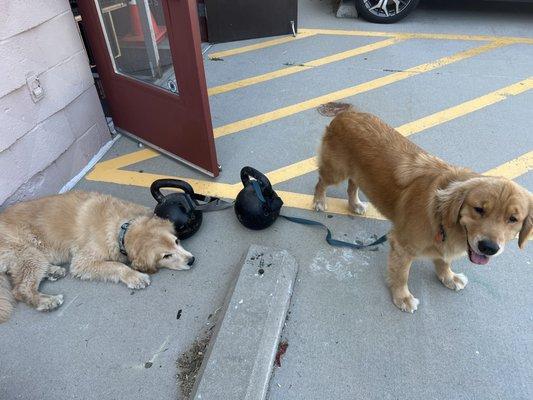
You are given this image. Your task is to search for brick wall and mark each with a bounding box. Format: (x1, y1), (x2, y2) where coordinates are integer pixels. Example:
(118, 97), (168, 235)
(0, 0), (110, 207)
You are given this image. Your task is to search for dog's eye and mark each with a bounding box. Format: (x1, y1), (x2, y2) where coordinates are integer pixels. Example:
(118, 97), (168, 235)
(163, 254), (173, 259)
(474, 207), (485, 216)
(509, 216), (518, 223)
(175, 239), (180, 245)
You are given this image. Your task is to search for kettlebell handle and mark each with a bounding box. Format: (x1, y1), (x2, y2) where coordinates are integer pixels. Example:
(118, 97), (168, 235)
(150, 179), (195, 204)
(240, 166), (273, 192)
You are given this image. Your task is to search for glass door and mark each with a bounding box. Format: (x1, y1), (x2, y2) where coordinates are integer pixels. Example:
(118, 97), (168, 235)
(78, 0), (219, 176)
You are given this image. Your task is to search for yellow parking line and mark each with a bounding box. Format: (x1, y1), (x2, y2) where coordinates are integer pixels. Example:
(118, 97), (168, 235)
(207, 32), (316, 59)
(397, 77), (533, 135)
(213, 41), (508, 138)
(88, 75), (530, 222)
(266, 158), (321, 185)
(300, 28), (533, 44)
(207, 28), (532, 62)
(87, 158), (386, 219)
(87, 76), (531, 219)
(298, 28), (396, 39)
(262, 77), (533, 185)
(88, 167), (242, 198)
(92, 149), (159, 170)
(208, 37), (403, 96)
(276, 151), (532, 221)
(87, 148), (530, 223)
(277, 191), (386, 220)
(484, 151), (533, 179)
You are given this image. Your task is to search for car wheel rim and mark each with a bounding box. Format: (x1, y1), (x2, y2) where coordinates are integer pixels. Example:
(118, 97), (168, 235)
(363, 0), (411, 17)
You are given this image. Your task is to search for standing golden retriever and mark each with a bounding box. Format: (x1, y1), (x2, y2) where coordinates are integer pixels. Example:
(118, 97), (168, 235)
(0, 191), (194, 323)
(313, 109), (532, 313)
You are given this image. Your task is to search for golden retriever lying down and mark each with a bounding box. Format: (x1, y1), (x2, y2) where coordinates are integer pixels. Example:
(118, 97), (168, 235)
(0, 191), (194, 322)
(313, 109), (532, 313)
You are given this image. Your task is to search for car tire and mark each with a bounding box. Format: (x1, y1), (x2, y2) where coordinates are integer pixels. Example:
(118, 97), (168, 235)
(354, 0), (420, 23)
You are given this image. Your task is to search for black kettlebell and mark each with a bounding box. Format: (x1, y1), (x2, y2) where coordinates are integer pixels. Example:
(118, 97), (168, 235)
(151, 179), (203, 240)
(234, 166), (283, 230)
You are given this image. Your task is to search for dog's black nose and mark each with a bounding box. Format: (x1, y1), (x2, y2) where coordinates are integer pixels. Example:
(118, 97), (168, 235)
(187, 257), (195, 266)
(478, 240), (499, 256)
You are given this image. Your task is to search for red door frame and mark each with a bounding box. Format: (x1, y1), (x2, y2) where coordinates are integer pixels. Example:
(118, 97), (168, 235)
(78, 0), (219, 176)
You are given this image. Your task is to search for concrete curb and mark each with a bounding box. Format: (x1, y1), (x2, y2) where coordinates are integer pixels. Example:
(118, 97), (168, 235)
(58, 133), (120, 194)
(191, 245), (298, 400)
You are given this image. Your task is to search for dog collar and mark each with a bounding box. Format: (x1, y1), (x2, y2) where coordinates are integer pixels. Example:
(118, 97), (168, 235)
(435, 224), (447, 243)
(118, 221), (133, 256)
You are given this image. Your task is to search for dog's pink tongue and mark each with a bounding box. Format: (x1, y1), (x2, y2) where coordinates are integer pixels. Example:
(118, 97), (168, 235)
(469, 248), (489, 265)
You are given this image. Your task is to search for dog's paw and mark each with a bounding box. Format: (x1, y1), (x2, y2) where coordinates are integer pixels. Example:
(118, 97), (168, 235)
(350, 201), (368, 215)
(47, 266), (66, 281)
(313, 198), (326, 212)
(36, 294), (64, 312)
(393, 294), (419, 313)
(124, 271), (151, 290)
(440, 273), (468, 291)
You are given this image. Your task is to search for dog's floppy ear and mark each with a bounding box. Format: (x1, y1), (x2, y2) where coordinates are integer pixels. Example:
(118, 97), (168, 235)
(131, 257), (158, 274)
(518, 196), (532, 249)
(518, 216), (532, 249)
(130, 249), (158, 274)
(436, 180), (472, 227)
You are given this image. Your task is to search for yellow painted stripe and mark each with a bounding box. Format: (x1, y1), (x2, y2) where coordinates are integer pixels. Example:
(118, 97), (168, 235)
(396, 77), (533, 136)
(87, 150), (531, 221)
(208, 37), (403, 96)
(300, 28), (533, 44)
(92, 149), (159, 170)
(484, 151), (533, 179)
(87, 164), (387, 220)
(213, 41), (507, 138)
(259, 77), (533, 183)
(87, 151), (531, 221)
(277, 191), (386, 220)
(298, 28), (395, 39)
(87, 75), (531, 219)
(276, 149), (532, 220)
(87, 82), (531, 221)
(266, 158), (320, 185)
(207, 32), (316, 59)
(87, 168), (242, 198)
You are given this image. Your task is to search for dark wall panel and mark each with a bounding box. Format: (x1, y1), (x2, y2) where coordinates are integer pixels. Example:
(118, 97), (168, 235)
(205, 0), (297, 43)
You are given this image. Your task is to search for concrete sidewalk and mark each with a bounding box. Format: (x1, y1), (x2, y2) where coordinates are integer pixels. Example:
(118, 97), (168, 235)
(268, 241), (532, 400)
(1, 1), (532, 399)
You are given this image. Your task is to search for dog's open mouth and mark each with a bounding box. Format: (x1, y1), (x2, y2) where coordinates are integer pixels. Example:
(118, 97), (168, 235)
(467, 242), (489, 265)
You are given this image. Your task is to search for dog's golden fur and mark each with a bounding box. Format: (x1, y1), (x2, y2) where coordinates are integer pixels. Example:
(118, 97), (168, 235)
(0, 191), (194, 322)
(313, 109), (532, 312)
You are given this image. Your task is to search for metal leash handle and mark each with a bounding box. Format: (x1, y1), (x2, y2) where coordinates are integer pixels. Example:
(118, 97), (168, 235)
(281, 215), (388, 250)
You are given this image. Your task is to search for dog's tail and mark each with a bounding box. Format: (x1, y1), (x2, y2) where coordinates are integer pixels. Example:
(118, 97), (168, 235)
(0, 273), (14, 323)
(317, 102), (356, 117)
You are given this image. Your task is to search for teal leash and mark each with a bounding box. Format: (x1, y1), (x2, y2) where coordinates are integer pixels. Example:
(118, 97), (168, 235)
(281, 215), (388, 250)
